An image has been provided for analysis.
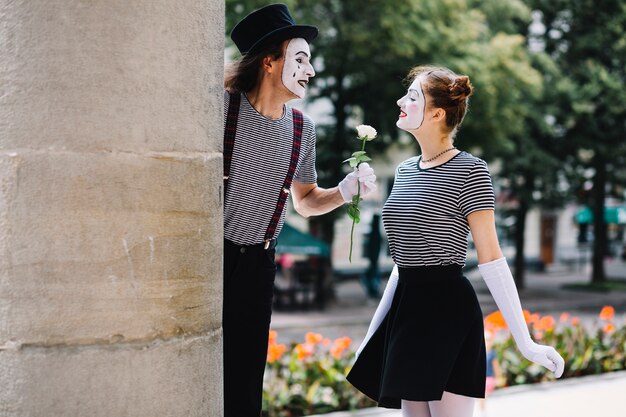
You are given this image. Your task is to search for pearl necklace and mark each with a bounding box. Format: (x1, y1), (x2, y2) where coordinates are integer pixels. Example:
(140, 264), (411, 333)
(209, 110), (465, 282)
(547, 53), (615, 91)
(421, 147), (457, 163)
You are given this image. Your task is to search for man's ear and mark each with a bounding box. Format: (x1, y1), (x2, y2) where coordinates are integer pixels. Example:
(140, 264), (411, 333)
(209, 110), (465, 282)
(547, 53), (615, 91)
(261, 56), (274, 73)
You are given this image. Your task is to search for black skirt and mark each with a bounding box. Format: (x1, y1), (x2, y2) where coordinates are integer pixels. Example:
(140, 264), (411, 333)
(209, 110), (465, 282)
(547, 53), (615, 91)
(347, 265), (486, 408)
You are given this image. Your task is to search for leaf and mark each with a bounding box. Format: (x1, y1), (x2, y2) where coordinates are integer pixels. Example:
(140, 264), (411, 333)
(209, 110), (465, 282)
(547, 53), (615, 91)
(349, 159), (359, 168)
(305, 380), (321, 403)
(351, 151), (367, 157)
(347, 204), (361, 222)
(342, 157), (357, 164)
(356, 155), (372, 163)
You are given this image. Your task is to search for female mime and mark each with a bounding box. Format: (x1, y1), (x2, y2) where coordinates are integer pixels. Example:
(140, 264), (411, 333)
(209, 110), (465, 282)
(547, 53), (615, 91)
(346, 65), (564, 417)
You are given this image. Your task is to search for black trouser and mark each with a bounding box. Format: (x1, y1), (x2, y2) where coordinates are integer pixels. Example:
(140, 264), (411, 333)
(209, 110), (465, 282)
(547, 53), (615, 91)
(223, 238), (277, 417)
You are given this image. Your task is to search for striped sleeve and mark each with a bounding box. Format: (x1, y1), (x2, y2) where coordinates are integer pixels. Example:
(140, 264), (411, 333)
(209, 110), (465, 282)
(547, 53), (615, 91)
(458, 159), (495, 217)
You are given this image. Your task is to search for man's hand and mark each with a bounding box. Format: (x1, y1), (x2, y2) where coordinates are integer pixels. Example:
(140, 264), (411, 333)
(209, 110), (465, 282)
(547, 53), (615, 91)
(338, 162), (377, 203)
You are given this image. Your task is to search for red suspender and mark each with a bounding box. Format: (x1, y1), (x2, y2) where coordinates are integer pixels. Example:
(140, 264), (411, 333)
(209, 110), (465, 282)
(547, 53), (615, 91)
(263, 108), (303, 246)
(222, 92), (303, 247)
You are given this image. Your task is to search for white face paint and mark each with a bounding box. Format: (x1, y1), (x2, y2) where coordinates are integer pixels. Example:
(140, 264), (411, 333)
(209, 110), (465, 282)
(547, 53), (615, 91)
(396, 77), (426, 130)
(281, 38), (315, 99)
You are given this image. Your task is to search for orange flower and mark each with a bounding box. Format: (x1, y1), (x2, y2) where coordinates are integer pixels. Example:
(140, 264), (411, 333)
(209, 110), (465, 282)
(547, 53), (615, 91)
(531, 313), (541, 324)
(485, 311), (507, 330)
(334, 336), (352, 349)
(322, 338), (332, 347)
(571, 316), (581, 326)
(330, 345), (345, 359)
(267, 343), (287, 363)
(305, 332), (323, 345)
(295, 343), (314, 360)
(559, 312), (570, 323)
(330, 337), (352, 359)
(268, 330), (278, 345)
(534, 315), (556, 332)
(599, 306), (615, 321)
(603, 323), (616, 334)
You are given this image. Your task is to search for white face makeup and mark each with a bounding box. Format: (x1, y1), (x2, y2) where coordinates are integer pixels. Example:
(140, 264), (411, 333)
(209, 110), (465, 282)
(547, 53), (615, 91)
(396, 77), (426, 130)
(281, 38), (315, 99)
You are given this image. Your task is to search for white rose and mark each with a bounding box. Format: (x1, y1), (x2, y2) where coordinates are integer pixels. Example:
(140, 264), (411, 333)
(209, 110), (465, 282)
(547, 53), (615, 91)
(356, 124), (377, 141)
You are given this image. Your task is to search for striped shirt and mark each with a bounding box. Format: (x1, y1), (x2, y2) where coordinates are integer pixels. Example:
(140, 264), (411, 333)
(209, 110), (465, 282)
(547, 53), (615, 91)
(382, 151), (495, 267)
(224, 91), (317, 245)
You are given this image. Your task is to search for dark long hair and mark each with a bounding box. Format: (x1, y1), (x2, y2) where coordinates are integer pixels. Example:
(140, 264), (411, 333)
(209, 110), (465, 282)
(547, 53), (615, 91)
(224, 42), (285, 93)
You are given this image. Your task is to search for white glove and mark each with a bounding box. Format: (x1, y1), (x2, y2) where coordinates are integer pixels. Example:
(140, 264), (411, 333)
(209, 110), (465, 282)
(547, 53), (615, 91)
(338, 162), (377, 203)
(356, 265), (398, 357)
(479, 257), (564, 378)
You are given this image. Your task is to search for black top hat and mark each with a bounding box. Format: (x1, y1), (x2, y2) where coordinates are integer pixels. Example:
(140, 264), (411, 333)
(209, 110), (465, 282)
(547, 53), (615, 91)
(230, 3), (318, 56)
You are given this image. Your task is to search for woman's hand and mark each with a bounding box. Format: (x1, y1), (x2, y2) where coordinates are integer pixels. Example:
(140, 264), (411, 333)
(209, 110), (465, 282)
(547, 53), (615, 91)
(522, 342), (565, 377)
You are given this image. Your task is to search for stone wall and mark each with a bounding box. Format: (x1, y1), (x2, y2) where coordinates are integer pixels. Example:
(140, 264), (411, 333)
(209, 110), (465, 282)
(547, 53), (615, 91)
(0, 1), (224, 415)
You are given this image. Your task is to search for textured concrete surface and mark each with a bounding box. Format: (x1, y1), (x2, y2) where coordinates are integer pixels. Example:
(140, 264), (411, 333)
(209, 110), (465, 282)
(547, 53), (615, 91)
(0, 1), (224, 415)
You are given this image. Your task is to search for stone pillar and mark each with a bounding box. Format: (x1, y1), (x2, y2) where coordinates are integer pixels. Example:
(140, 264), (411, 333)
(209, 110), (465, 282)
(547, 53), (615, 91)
(0, 1), (224, 416)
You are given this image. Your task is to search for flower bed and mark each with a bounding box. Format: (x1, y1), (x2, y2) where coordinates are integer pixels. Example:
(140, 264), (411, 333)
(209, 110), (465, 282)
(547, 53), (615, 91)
(263, 306), (625, 416)
(263, 331), (375, 417)
(486, 306), (626, 385)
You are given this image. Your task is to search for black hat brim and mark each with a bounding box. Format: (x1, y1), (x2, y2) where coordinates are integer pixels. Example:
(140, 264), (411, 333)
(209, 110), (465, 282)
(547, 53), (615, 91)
(244, 25), (318, 56)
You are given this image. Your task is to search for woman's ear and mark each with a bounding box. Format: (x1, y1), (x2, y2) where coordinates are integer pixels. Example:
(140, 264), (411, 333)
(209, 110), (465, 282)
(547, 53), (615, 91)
(432, 108), (446, 122)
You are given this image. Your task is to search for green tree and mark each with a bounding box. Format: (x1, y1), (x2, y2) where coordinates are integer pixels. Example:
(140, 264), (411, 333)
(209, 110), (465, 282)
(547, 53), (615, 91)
(497, 55), (568, 288)
(466, 1), (570, 288)
(528, 0), (626, 283)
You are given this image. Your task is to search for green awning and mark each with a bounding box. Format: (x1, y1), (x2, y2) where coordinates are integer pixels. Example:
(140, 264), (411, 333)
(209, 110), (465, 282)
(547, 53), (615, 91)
(576, 206), (626, 225)
(276, 223), (330, 257)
